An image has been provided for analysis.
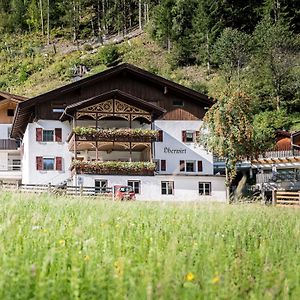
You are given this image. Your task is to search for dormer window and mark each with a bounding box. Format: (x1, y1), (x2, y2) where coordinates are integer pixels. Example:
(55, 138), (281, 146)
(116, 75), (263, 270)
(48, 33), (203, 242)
(7, 109), (14, 116)
(173, 100), (184, 107)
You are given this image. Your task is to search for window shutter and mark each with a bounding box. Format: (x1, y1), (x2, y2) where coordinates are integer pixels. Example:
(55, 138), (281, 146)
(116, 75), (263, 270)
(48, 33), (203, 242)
(180, 160), (185, 172)
(36, 156), (43, 170)
(182, 131), (186, 142)
(158, 130), (163, 142)
(56, 157), (62, 171)
(161, 160), (166, 171)
(55, 128), (62, 142)
(36, 128), (43, 142)
(198, 160), (203, 172)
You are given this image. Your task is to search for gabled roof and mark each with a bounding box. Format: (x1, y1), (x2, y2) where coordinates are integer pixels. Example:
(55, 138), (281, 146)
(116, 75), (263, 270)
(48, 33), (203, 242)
(60, 90), (166, 121)
(11, 63), (213, 138)
(0, 91), (27, 103)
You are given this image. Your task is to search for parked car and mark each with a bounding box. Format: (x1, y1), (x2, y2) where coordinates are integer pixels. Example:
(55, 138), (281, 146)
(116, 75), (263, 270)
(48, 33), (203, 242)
(114, 185), (136, 201)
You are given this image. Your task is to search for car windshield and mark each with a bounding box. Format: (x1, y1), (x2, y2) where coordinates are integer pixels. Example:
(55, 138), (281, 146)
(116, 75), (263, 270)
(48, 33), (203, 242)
(119, 186), (133, 192)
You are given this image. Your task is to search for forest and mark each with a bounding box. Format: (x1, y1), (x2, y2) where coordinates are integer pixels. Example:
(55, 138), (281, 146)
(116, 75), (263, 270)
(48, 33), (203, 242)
(0, 0), (299, 148)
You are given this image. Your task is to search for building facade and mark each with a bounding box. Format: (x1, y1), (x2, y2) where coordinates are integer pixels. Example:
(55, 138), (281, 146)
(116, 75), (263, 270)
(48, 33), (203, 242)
(0, 91), (27, 183)
(11, 64), (226, 201)
(252, 130), (300, 192)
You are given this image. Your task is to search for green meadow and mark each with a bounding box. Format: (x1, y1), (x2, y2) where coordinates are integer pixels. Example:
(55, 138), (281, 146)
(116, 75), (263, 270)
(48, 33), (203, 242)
(0, 192), (299, 300)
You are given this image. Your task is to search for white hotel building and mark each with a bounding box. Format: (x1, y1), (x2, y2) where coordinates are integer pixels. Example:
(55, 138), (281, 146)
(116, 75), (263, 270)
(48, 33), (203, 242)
(10, 64), (226, 201)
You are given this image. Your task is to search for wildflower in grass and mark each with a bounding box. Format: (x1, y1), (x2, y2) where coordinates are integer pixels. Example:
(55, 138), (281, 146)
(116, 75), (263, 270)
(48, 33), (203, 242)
(84, 255), (90, 261)
(59, 239), (65, 246)
(114, 260), (124, 277)
(212, 275), (221, 284)
(185, 272), (195, 282)
(43, 229), (48, 233)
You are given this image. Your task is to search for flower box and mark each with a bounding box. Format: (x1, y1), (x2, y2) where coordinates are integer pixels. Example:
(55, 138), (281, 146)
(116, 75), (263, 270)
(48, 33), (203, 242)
(72, 160), (156, 176)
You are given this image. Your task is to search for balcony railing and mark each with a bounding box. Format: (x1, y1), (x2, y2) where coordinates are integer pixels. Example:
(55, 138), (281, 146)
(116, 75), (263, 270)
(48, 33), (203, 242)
(0, 139), (20, 150)
(258, 148), (300, 159)
(70, 127), (159, 143)
(71, 160), (155, 176)
(256, 172), (300, 184)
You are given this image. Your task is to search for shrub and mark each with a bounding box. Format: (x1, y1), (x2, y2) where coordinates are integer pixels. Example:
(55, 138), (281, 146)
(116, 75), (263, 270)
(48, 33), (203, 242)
(98, 45), (120, 66)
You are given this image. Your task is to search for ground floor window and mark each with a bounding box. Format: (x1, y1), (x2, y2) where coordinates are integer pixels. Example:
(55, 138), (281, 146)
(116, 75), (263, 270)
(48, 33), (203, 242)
(199, 182), (211, 195)
(95, 180), (108, 193)
(161, 181), (174, 195)
(128, 180), (141, 194)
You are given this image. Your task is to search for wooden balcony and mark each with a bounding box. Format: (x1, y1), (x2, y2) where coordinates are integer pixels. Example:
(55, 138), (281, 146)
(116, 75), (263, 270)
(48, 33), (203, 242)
(69, 128), (159, 143)
(0, 139), (20, 150)
(252, 148), (300, 164)
(71, 160), (156, 176)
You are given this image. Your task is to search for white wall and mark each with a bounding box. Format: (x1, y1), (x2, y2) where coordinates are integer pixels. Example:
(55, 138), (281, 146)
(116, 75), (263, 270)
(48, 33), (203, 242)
(0, 124), (11, 139)
(0, 152), (8, 170)
(22, 120), (73, 185)
(77, 174), (226, 202)
(153, 120), (213, 175)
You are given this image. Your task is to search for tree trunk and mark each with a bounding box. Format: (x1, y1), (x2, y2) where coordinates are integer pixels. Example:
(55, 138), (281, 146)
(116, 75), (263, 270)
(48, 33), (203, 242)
(73, 0), (77, 42)
(225, 159), (231, 203)
(206, 32), (210, 77)
(47, 0), (50, 45)
(39, 0), (44, 36)
(138, 0), (142, 30)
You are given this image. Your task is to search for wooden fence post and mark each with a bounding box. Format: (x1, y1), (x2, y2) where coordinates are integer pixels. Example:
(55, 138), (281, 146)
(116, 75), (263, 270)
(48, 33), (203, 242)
(272, 190), (277, 206)
(48, 183), (51, 194)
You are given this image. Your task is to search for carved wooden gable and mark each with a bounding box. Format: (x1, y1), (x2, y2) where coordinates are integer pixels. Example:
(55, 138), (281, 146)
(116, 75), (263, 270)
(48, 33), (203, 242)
(76, 99), (151, 121)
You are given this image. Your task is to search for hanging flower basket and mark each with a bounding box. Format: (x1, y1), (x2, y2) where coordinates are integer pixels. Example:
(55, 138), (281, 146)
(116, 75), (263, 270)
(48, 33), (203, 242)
(71, 160), (156, 176)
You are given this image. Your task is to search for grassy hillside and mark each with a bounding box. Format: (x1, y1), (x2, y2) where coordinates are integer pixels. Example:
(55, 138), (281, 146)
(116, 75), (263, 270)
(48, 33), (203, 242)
(0, 192), (300, 299)
(0, 32), (214, 98)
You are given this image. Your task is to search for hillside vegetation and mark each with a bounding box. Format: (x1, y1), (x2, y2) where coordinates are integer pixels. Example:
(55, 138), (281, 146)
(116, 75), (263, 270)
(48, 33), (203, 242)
(0, 0), (299, 144)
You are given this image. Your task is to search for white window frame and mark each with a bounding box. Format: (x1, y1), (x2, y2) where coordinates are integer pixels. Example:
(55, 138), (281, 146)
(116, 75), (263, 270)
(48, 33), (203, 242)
(128, 180), (141, 194)
(161, 181), (174, 195)
(199, 182), (211, 196)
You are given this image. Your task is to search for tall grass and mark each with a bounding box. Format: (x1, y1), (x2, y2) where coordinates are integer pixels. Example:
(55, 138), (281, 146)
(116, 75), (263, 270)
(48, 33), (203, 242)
(0, 192), (299, 299)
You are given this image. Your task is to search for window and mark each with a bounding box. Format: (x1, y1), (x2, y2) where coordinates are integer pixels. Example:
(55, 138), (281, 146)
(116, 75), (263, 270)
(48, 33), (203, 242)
(179, 160), (196, 172)
(186, 131), (194, 142)
(43, 130), (54, 142)
(53, 108), (65, 113)
(182, 130), (200, 143)
(161, 181), (174, 195)
(173, 99), (184, 107)
(128, 180), (141, 194)
(186, 160), (195, 172)
(95, 180), (108, 193)
(43, 158), (55, 170)
(12, 159), (21, 171)
(36, 157), (62, 171)
(7, 109), (14, 116)
(199, 182), (211, 196)
(36, 128), (62, 142)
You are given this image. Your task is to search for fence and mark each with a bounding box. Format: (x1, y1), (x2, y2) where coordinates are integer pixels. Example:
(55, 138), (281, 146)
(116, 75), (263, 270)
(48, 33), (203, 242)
(0, 182), (113, 198)
(272, 190), (300, 206)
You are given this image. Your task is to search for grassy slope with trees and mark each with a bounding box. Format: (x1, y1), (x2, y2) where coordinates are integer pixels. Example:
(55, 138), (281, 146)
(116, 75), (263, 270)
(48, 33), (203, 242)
(0, 0), (299, 144)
